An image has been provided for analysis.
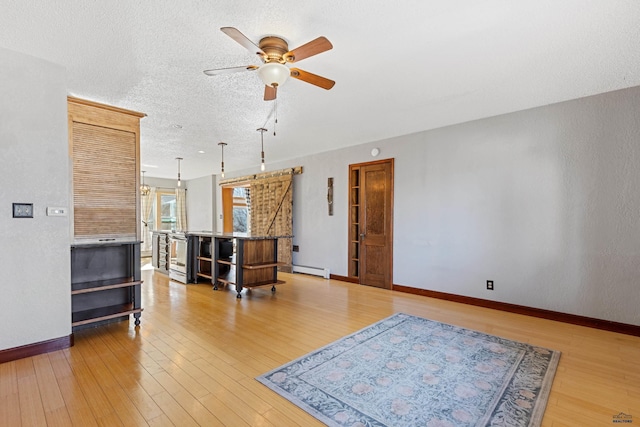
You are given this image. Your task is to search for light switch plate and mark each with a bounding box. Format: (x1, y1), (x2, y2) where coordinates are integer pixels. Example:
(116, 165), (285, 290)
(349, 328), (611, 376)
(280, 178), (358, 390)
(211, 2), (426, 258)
(13, 203), (33, 218)
(47, 207), (67, 216)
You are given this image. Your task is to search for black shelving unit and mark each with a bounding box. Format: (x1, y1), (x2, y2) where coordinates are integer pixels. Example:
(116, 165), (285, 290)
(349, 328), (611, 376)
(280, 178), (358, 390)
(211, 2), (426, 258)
(71, 241), (142, 331)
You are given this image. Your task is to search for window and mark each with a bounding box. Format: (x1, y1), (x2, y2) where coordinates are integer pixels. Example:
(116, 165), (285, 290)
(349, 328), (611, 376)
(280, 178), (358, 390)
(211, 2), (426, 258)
(156, 191), (177, 231)
(233, 187), (250, 232)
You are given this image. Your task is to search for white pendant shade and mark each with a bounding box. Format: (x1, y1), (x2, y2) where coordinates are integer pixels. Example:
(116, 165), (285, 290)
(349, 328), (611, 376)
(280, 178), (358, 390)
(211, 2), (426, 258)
(258, 62), (290, 87)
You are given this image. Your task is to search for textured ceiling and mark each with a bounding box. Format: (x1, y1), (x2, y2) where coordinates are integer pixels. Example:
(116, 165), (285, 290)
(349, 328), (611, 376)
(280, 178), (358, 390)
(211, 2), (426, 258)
(2, 0), (639, 180)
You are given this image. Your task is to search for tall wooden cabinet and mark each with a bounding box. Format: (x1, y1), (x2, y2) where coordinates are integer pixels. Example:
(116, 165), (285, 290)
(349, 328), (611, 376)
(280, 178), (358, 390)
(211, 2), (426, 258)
(68, 97), (145, 330)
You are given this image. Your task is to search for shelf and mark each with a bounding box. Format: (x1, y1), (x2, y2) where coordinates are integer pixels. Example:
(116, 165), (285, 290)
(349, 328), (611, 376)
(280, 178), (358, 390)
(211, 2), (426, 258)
(216, 263), (236, 285)
(197, 256), (212, 261)
(216, 277), (236, 285)
(349, 165), (361, 279)
(72, 303), (143, 327)
(71, 277), (142, 294)
(241, 279), (286, 289)
(197, 272), (213, 280)
(217, 257), (236, 266)
(242, 261), (286, 270)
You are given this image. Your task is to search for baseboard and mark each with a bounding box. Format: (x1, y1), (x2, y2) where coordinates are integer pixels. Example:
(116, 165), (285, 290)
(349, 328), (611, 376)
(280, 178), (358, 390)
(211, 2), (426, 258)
(330, 274), (359, 284)
(293, 264), (330, 278)
(393, 284), (640, 337)
(0, 334), (74, 364)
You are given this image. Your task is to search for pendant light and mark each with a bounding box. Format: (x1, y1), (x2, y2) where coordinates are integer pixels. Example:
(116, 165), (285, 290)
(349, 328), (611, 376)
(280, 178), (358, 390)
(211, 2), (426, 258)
(175, 157), (183, 187)
(218, 142), (227, 178)
(257, 127), (267, 171)
(140, 170), (151, 196)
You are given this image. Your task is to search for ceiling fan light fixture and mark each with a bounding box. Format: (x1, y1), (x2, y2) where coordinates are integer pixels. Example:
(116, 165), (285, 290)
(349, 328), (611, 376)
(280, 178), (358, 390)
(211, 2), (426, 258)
(258, 62), (290, 88)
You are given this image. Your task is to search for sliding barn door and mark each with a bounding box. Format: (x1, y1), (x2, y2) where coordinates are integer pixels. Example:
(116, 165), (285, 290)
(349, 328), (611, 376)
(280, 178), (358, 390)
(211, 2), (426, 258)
(250, 175), (293, 272)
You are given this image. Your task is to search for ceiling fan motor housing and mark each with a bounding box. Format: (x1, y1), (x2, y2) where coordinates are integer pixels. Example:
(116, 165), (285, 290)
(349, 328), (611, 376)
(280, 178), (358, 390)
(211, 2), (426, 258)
(259, 36), (290, 63)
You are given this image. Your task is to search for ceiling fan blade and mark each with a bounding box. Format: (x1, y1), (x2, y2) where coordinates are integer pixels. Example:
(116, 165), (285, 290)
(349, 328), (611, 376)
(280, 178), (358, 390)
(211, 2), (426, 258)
(203, 65), (258, 76)
(290, 68), (335, 90)
(220, 27), (266, 59)
(284, 36), (333, 63)
(264, 85), (277, 101)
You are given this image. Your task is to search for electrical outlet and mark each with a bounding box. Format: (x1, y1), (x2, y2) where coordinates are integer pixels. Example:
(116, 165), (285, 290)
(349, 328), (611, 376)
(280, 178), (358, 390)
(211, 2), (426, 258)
(13, 203), (33, 218)
(293, 245), (299, 252)
(487, 280), (494, 290)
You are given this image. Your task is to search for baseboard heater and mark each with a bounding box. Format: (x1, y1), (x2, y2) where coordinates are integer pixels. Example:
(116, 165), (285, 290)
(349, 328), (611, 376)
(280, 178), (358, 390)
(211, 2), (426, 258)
(292, 264), (330, 279)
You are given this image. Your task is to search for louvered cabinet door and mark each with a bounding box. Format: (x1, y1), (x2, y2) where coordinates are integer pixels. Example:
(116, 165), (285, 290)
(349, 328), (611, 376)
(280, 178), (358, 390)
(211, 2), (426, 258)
(68, 97), (145, 241)
(72, 123), (137, 239)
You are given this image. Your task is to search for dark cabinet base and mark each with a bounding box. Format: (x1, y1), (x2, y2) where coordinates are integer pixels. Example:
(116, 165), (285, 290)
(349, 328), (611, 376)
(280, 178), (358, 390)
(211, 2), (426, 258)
(71, 242), (142, 331)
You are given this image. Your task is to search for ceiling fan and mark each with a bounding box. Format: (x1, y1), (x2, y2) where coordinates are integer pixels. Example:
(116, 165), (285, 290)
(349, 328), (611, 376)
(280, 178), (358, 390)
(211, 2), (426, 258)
(204, 27), (335, 101)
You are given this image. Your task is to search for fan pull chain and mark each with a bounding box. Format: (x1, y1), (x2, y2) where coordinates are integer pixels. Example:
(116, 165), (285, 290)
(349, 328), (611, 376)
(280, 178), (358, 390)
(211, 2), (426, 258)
(273, 99), (278, 136)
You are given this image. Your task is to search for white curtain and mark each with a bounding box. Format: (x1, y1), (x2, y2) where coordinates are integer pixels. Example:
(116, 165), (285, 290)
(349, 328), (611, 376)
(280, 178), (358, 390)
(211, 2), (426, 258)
(175, 188), (187, 231)
(141, 187), (156, 252)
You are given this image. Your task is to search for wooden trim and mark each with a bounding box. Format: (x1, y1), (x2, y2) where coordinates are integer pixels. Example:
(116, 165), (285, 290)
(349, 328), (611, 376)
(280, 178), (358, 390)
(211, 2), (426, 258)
(219, 166), (303, 186)
(67, 96), (146, 118)
(330, 274), (359, 283)
(222, 187), (234, 233)
(0, 335), (74, 364)
(393, 284), (640, 337)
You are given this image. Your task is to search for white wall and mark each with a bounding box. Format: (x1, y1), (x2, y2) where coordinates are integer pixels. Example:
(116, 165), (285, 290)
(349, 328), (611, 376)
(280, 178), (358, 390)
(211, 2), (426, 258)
(145, 176), (178, 190)
(144, 175), (214, 233)
(218, 86), (640, 326)
(0, 48), (71, 349)
(185, 174), (214, 232)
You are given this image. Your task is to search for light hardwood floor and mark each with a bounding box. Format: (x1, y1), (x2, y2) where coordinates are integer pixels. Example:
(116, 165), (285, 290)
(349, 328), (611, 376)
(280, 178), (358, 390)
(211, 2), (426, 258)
(1, 268), (639, 426)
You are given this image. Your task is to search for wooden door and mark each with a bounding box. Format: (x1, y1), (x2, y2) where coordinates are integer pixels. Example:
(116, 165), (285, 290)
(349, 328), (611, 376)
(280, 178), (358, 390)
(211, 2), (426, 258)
(350, 159), (394, 289)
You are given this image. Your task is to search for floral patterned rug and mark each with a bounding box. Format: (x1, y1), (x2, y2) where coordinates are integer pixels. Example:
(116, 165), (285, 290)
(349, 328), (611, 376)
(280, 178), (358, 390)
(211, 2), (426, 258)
(257, 313), (560, 427)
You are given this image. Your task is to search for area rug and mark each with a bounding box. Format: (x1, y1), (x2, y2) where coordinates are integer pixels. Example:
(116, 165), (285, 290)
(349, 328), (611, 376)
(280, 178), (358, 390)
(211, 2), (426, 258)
(257, 313), (560, 427)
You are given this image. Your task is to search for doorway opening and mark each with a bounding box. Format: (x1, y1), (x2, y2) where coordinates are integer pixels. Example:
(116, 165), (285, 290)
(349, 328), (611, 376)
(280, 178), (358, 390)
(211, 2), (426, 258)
(221, 185), (251, 233)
